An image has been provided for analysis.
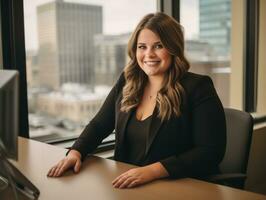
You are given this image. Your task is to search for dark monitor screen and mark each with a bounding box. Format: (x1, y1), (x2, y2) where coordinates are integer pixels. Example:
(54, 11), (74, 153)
(0, 69), (40, 199)
(0, 70), (19, 160)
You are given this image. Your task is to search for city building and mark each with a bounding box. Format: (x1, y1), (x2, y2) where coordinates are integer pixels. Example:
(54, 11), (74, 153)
(37, 0), (102, 89)
(93, 33), (130, 86)
(185, 39), (216, 62)
(185, 39), (230, 106)
(36, 83), (110, 124)
(26, 50), (39, 88)
(199, 0), (231, 58)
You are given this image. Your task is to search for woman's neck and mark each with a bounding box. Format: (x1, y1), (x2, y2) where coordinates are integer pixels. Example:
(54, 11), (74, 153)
(147, 76), (164, 92)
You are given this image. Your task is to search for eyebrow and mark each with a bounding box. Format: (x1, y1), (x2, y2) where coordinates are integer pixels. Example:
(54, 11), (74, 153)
(137, 41), (161, 45)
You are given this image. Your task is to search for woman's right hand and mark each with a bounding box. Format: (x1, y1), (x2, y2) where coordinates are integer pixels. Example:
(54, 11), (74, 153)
(47, 149), (82, 177)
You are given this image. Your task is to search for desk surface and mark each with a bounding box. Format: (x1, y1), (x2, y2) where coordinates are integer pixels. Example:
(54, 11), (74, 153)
(6, 137), (266, 200)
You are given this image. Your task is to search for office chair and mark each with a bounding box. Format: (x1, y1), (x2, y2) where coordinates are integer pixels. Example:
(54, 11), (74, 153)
(206, 108), (253, 189)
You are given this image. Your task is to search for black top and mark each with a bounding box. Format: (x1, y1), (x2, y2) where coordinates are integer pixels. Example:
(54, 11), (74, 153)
(71, 72), (226, 179)
(124, 110), (152, 166)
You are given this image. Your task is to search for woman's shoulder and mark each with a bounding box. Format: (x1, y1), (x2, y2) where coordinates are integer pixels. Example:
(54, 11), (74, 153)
(113, 72), (126, 93)
(181, 72), (213, 86)
(181, 71), (213, 87)
(180, 72), (216, 98)
(116, 72), (126, 86)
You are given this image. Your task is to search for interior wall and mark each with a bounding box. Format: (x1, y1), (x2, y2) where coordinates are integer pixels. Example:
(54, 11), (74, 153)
(245, 124), (266, 195)
(257, 0), (266, 114)
(230, 0), (245, 109)
(230, 0), (266, 195)
(245, 0), (266, 195)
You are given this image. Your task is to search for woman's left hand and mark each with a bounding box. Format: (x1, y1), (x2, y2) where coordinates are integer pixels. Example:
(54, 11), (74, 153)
(112, 162), (169, 189)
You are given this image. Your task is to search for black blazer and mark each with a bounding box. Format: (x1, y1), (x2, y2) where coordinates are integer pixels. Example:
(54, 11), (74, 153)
(71, 72), (226, 179)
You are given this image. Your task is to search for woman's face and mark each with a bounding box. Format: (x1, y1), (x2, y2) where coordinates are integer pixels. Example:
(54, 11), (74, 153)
(136, 28), (172, 79)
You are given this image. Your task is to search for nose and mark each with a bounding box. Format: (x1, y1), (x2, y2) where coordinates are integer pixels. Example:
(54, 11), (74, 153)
(146, 48), (156, 57)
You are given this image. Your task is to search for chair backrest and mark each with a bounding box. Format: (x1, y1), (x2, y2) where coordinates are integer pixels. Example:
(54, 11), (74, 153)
(219, 108), (253, 174)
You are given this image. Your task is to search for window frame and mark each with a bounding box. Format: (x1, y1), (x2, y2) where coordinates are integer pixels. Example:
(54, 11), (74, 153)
(244, 0), (259, 113)
(1, 0), (265, 143)
(1, 0), (29, 138)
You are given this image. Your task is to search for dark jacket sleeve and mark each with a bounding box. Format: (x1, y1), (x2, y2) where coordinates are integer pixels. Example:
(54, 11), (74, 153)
(160, 76), (226, 178)
(70, 73), (125, 159)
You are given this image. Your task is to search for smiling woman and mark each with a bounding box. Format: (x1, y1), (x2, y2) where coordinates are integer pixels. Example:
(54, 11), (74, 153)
(134, 29), (172, 121)
(47, 12), (226, 189)
(121, 13), (190, 121)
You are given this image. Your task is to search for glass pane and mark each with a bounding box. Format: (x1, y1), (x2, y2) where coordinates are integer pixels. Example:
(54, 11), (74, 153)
(23, 0), (157, 142)
(180, 0), (231, 107)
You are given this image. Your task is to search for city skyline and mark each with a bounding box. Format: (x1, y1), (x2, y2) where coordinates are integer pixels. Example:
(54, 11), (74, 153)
(23, 0), (199, 51)
(24, 0), (157, 51)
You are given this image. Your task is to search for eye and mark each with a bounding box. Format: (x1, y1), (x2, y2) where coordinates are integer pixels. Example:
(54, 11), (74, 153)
(154, 44), (163, 49)
(137, 45), (146, 49)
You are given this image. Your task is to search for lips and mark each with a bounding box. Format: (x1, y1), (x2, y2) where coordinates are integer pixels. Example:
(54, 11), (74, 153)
(144, 61), (160, 66)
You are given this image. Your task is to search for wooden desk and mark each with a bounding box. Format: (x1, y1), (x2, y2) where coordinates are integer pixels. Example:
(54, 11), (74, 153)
(5, 137), (266, 200)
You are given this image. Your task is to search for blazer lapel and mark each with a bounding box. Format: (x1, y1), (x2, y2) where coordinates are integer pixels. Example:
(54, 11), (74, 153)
(145, 108), (163, 156)
(116, 109), (133, 147)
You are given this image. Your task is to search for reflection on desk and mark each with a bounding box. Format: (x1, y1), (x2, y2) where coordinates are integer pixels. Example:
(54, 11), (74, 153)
(5, 137), (266, 200)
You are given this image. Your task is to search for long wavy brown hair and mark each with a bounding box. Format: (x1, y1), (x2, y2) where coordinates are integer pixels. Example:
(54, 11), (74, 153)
(120, 12), (190, 121)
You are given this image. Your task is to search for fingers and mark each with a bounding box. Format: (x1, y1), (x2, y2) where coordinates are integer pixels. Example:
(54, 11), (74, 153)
(112, 173), (129, 188)
(119, 177), (137, 188)
(47, 157), (80, 177)
(74, 159), (81, 173)
(112, 167), (155, 189)
(47, 160), (64, 177)
(54, 160), (68, 177)
(112, 172), (127, 185)
(47, 166), (57, 177)
(127, 180), (138, 188)
(112, 172), (140, 189)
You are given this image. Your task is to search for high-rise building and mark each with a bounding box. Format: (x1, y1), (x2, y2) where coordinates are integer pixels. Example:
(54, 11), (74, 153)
(37, 0), (102, 89)
(199, 0), (231, 58)
(93, 33), (130, 86)
(26, 50), (39, 88)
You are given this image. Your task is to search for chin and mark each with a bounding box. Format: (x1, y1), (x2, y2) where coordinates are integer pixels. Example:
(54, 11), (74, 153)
(146, 72), (160, 77)
(143, 69), (158, 75)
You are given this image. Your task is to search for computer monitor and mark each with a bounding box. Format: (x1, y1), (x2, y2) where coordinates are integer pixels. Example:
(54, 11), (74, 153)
(0, 69), (40, 200)
(0, 70), (19, 160)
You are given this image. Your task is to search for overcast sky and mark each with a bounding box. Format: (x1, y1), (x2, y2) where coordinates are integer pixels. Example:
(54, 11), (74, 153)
(23, 0), (199, 51)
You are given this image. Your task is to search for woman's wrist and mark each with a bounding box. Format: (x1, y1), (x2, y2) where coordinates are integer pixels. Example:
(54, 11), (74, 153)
(148, 162), (169, 179)
(68, 149), (82, 160)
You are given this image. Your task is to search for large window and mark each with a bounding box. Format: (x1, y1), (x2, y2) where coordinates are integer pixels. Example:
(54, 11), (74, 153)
(180, 0), (231, 107)
(1, 0), (264, 143)
(23, 0), (157, 142)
